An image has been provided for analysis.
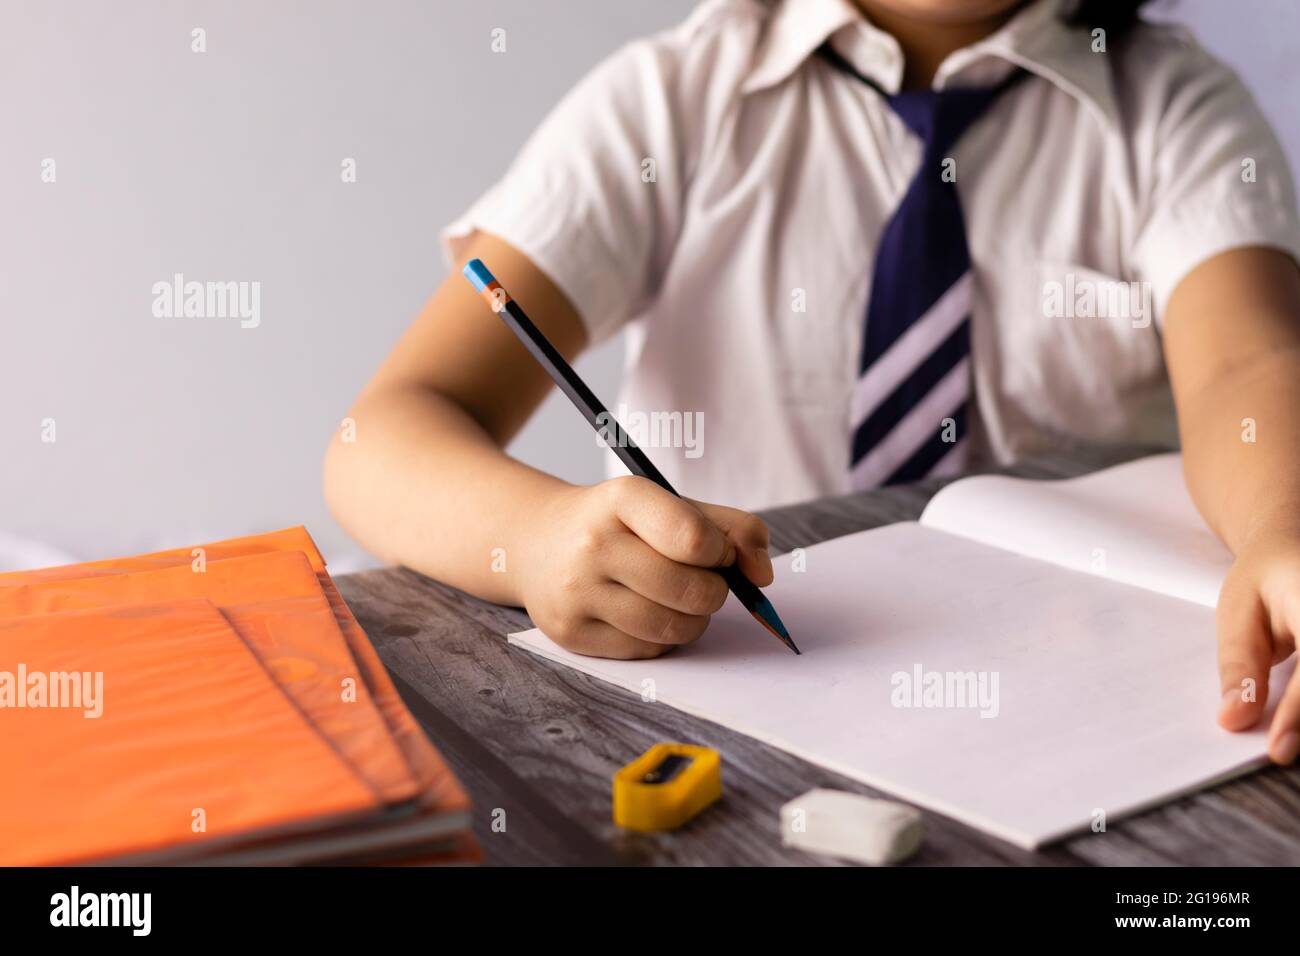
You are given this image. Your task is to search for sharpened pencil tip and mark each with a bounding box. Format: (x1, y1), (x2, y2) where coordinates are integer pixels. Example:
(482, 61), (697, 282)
(751, 596), (799, 655)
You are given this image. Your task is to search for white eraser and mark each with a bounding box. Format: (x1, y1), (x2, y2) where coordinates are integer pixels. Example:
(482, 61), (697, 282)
(780, 788), (923, 865)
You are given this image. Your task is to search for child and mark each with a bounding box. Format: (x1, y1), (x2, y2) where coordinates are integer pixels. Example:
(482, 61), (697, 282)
(324, 0), (1300, 763)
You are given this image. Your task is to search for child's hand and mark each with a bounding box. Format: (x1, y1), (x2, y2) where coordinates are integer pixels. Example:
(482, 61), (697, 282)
(517, 477), (774, 659)
(1216, 528), (1300, 763)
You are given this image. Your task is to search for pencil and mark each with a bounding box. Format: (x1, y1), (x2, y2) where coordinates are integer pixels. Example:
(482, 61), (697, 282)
(462, 258), (799, 655)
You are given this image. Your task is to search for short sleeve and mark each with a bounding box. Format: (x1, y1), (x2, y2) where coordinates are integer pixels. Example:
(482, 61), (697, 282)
(441, 40), (687, 345)
(1128, 37), (1300, 322)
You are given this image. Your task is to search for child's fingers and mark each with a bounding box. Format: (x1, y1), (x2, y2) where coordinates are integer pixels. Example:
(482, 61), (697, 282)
(692, 500), (774, 586)
(1266, 595), (1300, 763)
(603, 534), (730, 616)
(608, 478), (735, 568)
(591, 582), (711, 646)
(560, 618), (670, 660)
(1215, 588), (1272, 732)
(1268, 669), (1300, 764)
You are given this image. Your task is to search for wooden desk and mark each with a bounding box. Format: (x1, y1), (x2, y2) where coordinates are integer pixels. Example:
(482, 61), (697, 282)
(335, 447), (1300, 865)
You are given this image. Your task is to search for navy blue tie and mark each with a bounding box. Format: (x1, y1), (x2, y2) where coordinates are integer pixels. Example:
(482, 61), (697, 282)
(822, 46), (1023, 488)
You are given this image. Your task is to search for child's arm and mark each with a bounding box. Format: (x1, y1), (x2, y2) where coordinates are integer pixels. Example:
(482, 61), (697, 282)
(1164, 246), (1300, 762)
(322, 231), (773, 660)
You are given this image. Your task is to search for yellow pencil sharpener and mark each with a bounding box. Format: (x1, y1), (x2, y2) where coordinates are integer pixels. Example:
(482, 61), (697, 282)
(613, 743), (723, 832)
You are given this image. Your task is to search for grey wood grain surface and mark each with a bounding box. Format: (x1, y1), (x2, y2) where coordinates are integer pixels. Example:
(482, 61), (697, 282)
(335, 446), (1300, 865)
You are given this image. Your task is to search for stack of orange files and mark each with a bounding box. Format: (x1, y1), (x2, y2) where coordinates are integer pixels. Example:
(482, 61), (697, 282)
(0, 527), (479, 866)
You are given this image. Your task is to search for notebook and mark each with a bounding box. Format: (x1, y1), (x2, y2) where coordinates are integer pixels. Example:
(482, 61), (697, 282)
(0, 527), (477, 866)
(0, 551), (419, 805)
(509, 454), (1294, 848)
(0, 526), (472, 818)
(0, 599), (381, 866)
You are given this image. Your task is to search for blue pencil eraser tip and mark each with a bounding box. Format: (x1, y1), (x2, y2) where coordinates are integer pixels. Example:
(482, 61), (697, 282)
(463, 258), (495, 293)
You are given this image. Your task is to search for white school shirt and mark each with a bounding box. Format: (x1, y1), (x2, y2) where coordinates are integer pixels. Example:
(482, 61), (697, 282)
(443, 0), (1300, 511)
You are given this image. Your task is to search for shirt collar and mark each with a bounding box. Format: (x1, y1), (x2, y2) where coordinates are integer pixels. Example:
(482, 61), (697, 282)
(740, 0), (869, 94)
(740, 0), (1120, 129)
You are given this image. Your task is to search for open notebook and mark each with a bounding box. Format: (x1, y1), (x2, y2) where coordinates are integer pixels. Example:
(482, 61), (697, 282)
(510, 454), (1294, 849)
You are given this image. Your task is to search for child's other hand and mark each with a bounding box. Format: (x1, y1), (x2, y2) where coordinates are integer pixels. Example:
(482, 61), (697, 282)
(1216, 529), (1300, 763)
(517, 477), (774, 659)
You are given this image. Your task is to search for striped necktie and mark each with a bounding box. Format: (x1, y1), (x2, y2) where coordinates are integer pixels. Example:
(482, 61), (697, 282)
(821, 45), (1024, 488)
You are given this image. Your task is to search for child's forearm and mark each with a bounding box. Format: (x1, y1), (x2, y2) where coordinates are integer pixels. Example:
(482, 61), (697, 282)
(1179, 347), (1300, 554)
(1165, 249), (1300, 555)
(323, 381), (571, 605)
(1165, 249), (1300, 756)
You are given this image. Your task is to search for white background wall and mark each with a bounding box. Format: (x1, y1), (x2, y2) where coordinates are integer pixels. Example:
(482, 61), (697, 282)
(4, 0), (1298, 572)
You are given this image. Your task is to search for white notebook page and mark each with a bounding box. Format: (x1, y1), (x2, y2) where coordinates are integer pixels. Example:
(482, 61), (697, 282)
(510, 523), (1289, 848)
(920, 453), (1231, 608)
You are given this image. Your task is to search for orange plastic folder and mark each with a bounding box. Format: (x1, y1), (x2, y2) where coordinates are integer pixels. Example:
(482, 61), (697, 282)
(0, 527), (469, 816)
(0, 599), (379, 866)
(0, 527), (475, 866)
(0, 551), (418, 805)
